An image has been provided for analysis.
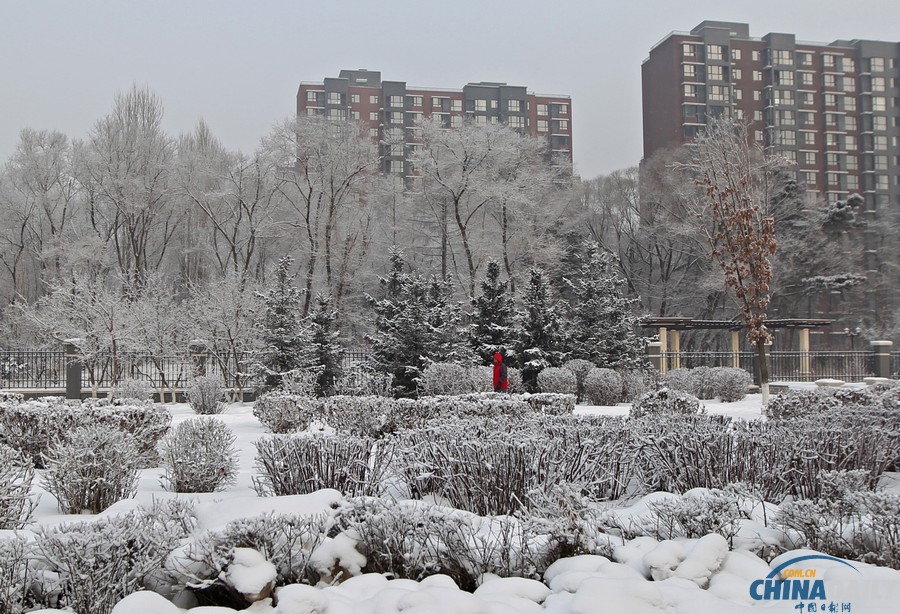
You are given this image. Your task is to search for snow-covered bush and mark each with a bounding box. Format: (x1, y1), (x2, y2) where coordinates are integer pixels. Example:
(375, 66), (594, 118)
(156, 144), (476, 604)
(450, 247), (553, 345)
(0, 534), (32, 614)
(621, 369), (652, 402)
(630, 388), (703, 418)
(766, 388), (852, 419)
(584, 368), (623, 406)
(876, 381), (900, 408)
(186, 375), (227, 415)
(564, 359), (596, 401)
(279, 369), (319, 397)
(32, 508), (185, 614)
(0, 391), (24, 404)
(160, 417), (237, 493)
(0, 444), (36, 530)
(660, 368), (693, 394)
(713, 367), (752, 402)
(334, 368), (393, 397)
(523, 393), (576, 415)
(42, 424), (140, 514)
(110, 377), (154, 402)
(253, 434), (391, 497)
(0, 397), (70, 468)
(419, 362), (470, 396)
(322, 395), (416, 437)
(537, 367), (577, 395)
(85, 402), (172, 468)
(690, 366), (718, 400)
(171, 513), (329, 602)
(252, 392), (323, 434)
(466, 365), (494, 393)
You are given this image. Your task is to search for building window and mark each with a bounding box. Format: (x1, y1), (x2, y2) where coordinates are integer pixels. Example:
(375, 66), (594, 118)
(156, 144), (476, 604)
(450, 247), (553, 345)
(802, 131), (816, 145)
(389, 95), (403, 108)
(351, 94), (360, 104)
(776, 70), (794, 85)
(874, 155), (888, 170)
(874, 135), (888, 150)
(327, 92), (342, 105)
(537, 119), (548, 132)
(827, 173), (839, 186)
(734, 89), (743, 100)
(390, 143), (404, 156)
(823, 54), (836, 69)
(327, 108), (345, 120)
(683, 64), (696, 78)
(872, 96), (886, 111)
(733, 68), (742, 80)
(708, 65), (724, 81)
(475, 99), (487, 112)
(773, 90), (794, 105)
(826, 152), (839, 166)
(369, 112), (379, 121)
(754, 110), (763, 121)
(307, 91), (320, 102)
(408, 95), (423, 107)
(843, 77), (856, 92)
(752, 50), (761, 62)
(876, 176), (888, 190)
(490, 116), (499, 124)
(873, 116), (887, 131)
(306, 108), (317, 116)
(824, 94), (836, 107)
(800, 72), (814, 86)
(776, 130), (796, 146)
(408, 112), (423, 124)
(556, 103), (568, 115)
(843, 97), (857, 111)
(825, 113), (838, 127)
(508, 116), (525, 129)
(432, 97), (442, 108)
(389, 160), (404, 175)
(508, 100), (521, 112)
(450, 115), (462, 128)
(753, 90), (762, 101)
(777, 110), (795, 125)
(350, 111), (360, 120)
(731, 48), (741, 61)
(370, 95), (379, 104)
(773, 49), (793, 65)
(706, 44), (724, 61)
(868, 57), (885, 72)
(800, 111), (815, 125)
(753, 70), (763, 81)
(801, 92), (815, 106)
(754, 130), (764, 142)
(389, 112), (403, 124)
(537, 104), (548, 116)
(489, 100), (498, 109)
(708, 85), (729, 102)
(845, 155), (858, 170)
(802, 171), (817, 184)
(824, 74), (837, 88)
(554, 119), (568, 132)
(369, 128), (378, 138)
(475, 115), (487, 125)
(451, 99), (462, 112)
(871, 77), (886, 92)
(846, 175), (858, 190)
(844, 58), (855, 72)
(734, 108), (744, 120)
(845, 135), (857, 150)
(803, 152), (816, 165)
(682, 42), (695, 57)
(798, 52), (813, 66)
(844, 116), (857, 131)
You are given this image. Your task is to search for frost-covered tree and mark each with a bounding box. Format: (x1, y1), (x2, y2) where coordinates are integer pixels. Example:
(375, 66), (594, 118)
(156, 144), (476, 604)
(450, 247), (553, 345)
(254, 256), (311, 390)
(513, 267), (568, 390)
(307, 293), (343, 396)
(366, 249), (470, 396)
(468, 260), (516, 361)
(565, 242), (645, 369)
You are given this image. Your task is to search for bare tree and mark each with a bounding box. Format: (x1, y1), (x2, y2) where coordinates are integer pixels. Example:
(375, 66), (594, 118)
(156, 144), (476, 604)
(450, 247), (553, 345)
(683, 118), (780, 405)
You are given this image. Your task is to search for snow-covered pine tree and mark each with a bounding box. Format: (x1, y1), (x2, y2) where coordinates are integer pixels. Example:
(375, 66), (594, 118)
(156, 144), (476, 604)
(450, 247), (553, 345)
(366, 249), (470, 396)
(565, 242), (646, 370)
(254, 256), (312, 390)
(307, 293), (343, 396)
(513, 267), (568, 390)
(468, 260), (516, 362)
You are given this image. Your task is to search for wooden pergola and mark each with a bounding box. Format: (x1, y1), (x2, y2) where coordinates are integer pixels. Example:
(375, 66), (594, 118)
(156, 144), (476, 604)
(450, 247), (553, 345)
(640, 317), (833, 374)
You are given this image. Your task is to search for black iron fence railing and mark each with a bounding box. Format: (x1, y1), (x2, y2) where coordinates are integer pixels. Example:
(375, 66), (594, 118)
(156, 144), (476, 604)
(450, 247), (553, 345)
(661, 350), (875, 383)
(0, 350), (67, 389)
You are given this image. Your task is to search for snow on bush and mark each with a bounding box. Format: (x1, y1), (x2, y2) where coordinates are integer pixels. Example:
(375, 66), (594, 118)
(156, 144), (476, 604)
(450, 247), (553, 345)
(41, 424), (140, 514)
(690, 366), (718, 400)
(0, 534), (31, 614)
(334, 368), (393, 397)
(322, 395), (406, 437)
(83, 401), (172, 468)
(253, 434), (392, 497)
(0, 444), (36, 530)
(0, 397), (70, 468)
(160, 417), (237, 493)
(419, 362), (470, 396)
(660, 368), (692, 394)
(713, 367), (752, 402)
(584, 368), (623, 406)
(252, 392), (323, 434)
(630, 388), (703, 418)
(766, 387), (856, 418)
(564, 359), (595, 401)
(186, 375), (227, 415)
(621, 369), (653, 402)
(538, 367), (577, 395)
(31, 507), (187, 614)
(110, 377), (154, 402)
(523, 393), (576, 415)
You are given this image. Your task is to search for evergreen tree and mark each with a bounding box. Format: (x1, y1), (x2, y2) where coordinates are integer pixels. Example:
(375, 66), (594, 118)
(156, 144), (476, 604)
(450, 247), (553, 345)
(469, 260), (516, 361)
(307, 294), (343, 396)
(366, 249), (470, 396)
(254, 257), (311, 389)
(565, 242), (646, 369)
(513, 267), (568, 390)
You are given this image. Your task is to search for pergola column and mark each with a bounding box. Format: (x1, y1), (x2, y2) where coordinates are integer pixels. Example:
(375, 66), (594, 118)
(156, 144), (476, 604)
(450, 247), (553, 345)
(799, 327), (811, 378)
(669, 329), (681, 369)
(659, 326), (668, 374)
(730, 330), (741, 368)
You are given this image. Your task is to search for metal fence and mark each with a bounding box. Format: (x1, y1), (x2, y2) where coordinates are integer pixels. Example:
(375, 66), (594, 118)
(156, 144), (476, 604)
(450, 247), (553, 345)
(662, 350), (875, 383)
(0, 350), (67, 389)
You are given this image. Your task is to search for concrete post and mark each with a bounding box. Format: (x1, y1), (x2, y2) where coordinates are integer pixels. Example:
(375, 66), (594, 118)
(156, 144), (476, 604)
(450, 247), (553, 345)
(670, 329), (681, 369)
(730, 330), (741, 368)
(64, 341), (82, 400)
(799, 327), (812, 379)
(647, 342), (662, 372)
(659, 327), (668, 374)
(871, 340), (893, 379)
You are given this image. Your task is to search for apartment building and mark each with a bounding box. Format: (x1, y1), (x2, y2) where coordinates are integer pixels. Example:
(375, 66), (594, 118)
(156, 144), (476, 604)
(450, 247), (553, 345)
(297, 69), (573, 175)
(642, 21), (900, 212)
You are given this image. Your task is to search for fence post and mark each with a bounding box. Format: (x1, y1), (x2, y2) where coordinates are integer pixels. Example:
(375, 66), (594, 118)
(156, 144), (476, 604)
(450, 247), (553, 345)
(646, 342), (662, 372)
(64, 340), (82, 400)
(658, 327), (668, 374)
(871, 340), (893, 379)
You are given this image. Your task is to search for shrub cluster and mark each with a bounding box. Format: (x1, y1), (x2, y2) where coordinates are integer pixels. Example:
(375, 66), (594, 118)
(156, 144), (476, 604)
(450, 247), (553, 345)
(563, 359), (595, 401)
(161, 417), (237, 493)
(186, 376), (227, 414)
(767, 385), (900, 419)
(537, 367), (577, 395)
(252, 392), (323, 434)
(418, 362), (523, 395)
(630, 388), (703, 418)
(110, 377), (155, 402)
(661, 366), (751, 401)
(0, 444), (36, 530)
(584, 368), (623, 406)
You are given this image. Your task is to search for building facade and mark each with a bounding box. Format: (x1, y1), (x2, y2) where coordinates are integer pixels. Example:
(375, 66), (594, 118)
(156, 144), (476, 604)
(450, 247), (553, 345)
(297, 69), (573, 176)
(642, 21), (900, 212)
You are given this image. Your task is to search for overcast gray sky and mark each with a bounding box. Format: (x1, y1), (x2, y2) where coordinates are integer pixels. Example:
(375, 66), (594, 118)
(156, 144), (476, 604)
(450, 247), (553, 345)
(2, 0), (899, 179)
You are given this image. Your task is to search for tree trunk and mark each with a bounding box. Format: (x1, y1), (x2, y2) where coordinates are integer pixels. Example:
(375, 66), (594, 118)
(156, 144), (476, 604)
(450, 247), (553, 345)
(756, 337), (770, 411)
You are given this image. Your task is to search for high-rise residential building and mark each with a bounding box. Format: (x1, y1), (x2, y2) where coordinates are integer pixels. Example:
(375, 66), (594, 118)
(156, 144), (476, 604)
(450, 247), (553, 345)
(297, 69), (573, 176)
(642, 21), (900, 212)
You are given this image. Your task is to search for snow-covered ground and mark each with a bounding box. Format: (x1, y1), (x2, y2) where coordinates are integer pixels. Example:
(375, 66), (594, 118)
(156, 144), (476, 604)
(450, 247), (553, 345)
(16, 387), (900, 613)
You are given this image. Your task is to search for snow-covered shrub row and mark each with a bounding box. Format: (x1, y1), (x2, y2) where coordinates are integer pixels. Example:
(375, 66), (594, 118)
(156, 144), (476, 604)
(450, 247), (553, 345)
(334, 367), (393, 397)
(630, 388), (703, 418)
(0, 397), (170, 469)
(564, 358), (595, 401)
(777, 470), (900, 569)
(186, 375), (227, 414)
(0, 391), (24, 404)
(661, 367), (750, 402)
(29, 501), (191, 614)
(161, 417), (237, 493)
(169, 512), (330, 605)
(418, 363), (523, 395)
(253, 434), (393, 497)
(537, 366), (577, 395)
(252, 392), (323, 434)
(322, 395), (425, 437)
(584, 368), (623, 406)
(110, 377), (155, 402)
(767, 385), (898, 418)
(41, 424), (141, 514)
(338, 497), (563, 591)
(0, 534), (31, 614)
(0, 444), (36, 530)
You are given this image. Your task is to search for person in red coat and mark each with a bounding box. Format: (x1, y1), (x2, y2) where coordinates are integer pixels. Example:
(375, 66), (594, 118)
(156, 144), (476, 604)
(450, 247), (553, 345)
(492, 352), (508, 392)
